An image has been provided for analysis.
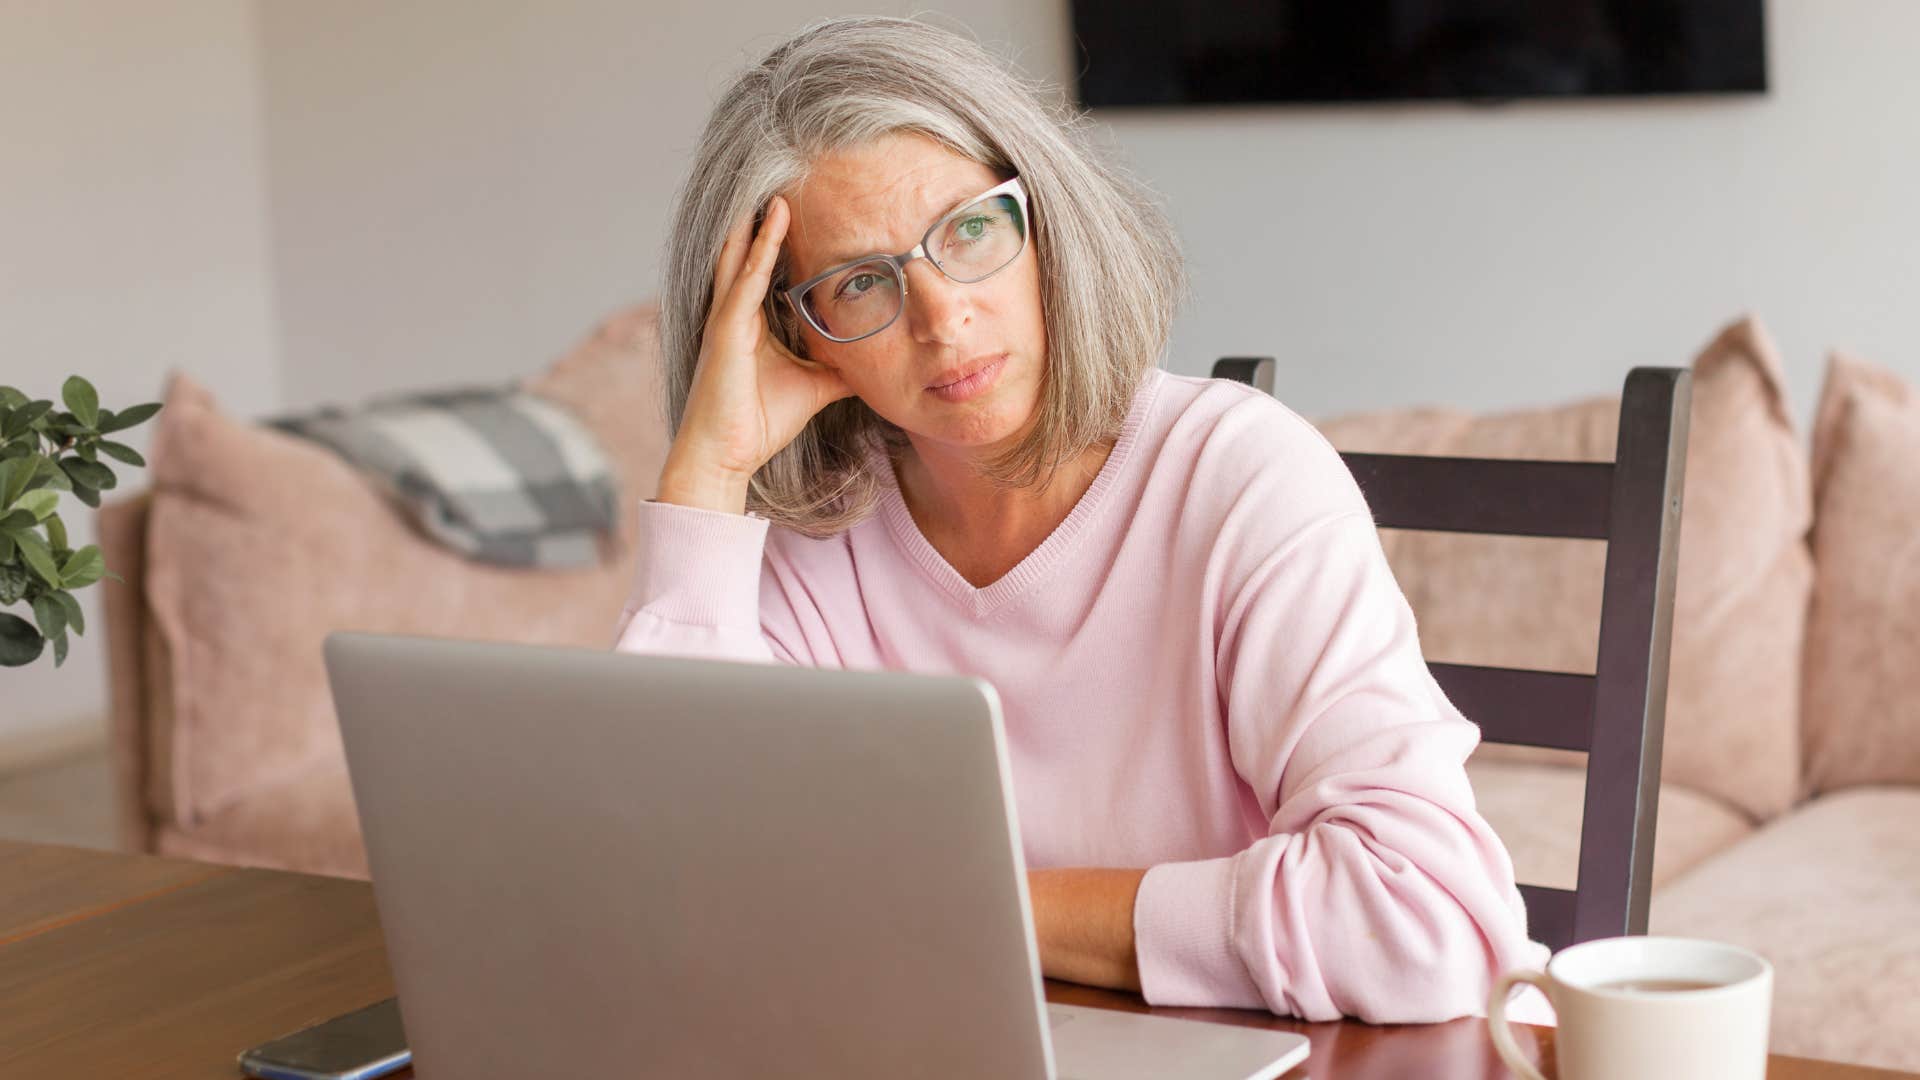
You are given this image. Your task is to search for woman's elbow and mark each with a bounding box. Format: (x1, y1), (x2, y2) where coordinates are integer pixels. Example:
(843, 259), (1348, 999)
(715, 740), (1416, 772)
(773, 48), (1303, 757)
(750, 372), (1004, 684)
(1327, 876), (1534, 1024)
(1333, 925), (1507, 1024)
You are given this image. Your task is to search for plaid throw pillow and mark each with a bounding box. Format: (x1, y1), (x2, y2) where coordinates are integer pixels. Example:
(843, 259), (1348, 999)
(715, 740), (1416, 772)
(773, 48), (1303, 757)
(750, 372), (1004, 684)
(268, 386), (618, 568)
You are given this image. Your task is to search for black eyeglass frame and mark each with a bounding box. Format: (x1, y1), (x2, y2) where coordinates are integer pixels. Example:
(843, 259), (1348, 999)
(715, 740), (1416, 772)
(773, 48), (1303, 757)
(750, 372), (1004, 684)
(778, 175), (1030, 344)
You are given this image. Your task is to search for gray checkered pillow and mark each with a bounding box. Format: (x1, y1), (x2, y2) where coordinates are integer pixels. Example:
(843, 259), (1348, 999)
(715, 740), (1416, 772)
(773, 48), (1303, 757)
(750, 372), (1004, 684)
(268, 386), (618, 568)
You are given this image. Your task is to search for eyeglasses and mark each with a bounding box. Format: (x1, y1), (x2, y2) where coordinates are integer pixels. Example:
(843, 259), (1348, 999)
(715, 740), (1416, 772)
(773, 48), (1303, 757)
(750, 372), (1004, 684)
(780, 176), (1030, 343)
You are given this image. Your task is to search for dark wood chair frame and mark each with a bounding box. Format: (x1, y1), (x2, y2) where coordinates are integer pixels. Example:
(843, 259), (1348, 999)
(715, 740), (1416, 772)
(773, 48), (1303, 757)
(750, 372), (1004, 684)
(1212, 356), (1691, 952)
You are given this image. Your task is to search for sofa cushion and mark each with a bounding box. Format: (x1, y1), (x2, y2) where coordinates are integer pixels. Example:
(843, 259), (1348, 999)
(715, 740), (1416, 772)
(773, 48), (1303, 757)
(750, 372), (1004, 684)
(521, 305), (672, 552)
(1802, 353), (1920, 795)
(154, 757), (369, 879)
(1649, 788), (1920, 1072)
(1465, 759), (1752, 893)
(1316, 316), (1813, 822)
(141, 305), (667, 828)
(265, 387), (622, 568)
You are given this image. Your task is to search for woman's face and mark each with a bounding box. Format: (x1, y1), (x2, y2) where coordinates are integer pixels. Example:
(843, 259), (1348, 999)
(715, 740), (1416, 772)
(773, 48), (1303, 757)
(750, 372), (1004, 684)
(780, 132), (1047, 457)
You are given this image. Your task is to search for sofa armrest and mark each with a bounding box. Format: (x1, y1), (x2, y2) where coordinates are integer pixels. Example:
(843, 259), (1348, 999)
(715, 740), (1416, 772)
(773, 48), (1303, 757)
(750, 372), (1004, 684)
(97, 490), (156, 853)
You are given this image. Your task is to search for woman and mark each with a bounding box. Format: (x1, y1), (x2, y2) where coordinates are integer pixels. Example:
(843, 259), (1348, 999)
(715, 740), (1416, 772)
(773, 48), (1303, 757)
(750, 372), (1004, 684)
(613, 15), (1549, 1023)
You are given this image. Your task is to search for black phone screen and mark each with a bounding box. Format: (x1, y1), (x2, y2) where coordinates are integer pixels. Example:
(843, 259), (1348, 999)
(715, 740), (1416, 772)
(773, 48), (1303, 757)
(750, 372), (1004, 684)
(238, 997), (410, 1079)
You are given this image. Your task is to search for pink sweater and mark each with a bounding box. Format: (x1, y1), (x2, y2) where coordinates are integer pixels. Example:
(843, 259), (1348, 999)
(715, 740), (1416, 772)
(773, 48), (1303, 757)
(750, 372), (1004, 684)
(611, 367), (1551, 1023)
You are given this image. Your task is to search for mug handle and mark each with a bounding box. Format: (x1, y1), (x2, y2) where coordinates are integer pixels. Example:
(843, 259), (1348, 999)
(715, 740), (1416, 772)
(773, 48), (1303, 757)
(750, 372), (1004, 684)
(1487, 969), (1554, 1080)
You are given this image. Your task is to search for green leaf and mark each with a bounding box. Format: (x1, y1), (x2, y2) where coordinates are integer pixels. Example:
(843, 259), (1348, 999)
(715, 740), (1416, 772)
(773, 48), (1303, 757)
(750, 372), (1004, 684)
(2, 400), (52, 440)
(0, 564), (29, 606)
(0, 386), (28, 409)
(45, 512), (67, 551)
(53, 589), (84, 636)
(0, 532), (13, 561)
(0, 440), (30, 460)
(60, 545), (105, 590)
(74, 442), (97, 463)
(31, 594), (65, 640)
(98, 402), (162, 433)
(62, 376), (99, 429)
(61, 457), (116, 491)
(13, 530), (61, 588)
(14, 489), (58, 520)
(96, 440), (146, 467)
(10, 454), (48, 501)
(52, 629), (68, 667)
(0, 612), (44, 666)
(37, 462), (71, 492)
(71, 484), (100, 509)
(0, 508), (34, 532)
(0, 460), (15, 507)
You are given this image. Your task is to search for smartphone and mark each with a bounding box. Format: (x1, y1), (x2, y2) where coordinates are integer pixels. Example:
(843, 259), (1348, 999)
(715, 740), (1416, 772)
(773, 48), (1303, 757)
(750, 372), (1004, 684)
(237, 997), (410, 1080)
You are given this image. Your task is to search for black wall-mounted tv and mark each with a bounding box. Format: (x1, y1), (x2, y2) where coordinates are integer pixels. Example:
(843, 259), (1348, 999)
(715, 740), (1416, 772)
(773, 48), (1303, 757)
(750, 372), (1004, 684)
(1072, 1), (1768, 107)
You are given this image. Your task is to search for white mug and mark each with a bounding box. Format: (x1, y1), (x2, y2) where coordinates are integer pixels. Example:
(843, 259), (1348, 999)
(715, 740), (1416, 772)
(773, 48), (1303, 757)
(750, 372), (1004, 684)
(1487, 935), (1773, 1080)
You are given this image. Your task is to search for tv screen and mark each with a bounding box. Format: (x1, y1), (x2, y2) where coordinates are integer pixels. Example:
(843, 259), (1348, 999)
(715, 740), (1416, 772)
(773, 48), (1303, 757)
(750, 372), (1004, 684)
(1072, 1), (1768, 107)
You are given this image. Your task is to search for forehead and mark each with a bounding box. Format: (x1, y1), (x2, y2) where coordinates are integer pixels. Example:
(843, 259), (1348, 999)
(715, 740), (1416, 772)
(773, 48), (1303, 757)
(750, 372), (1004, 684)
(783, 132), (1004, 279)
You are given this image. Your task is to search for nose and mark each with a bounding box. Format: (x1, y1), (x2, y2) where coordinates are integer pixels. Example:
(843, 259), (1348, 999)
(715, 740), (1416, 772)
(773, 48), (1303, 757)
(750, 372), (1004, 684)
(901, 257), (969, 346)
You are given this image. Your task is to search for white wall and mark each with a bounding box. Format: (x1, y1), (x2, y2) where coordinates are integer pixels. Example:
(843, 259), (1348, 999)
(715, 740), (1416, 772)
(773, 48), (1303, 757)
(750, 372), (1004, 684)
(257, 0), (1067, 409)
(1139, 0), (1920, 424)
(0, 1), (279, 762)
(259, 0), (1920, 431)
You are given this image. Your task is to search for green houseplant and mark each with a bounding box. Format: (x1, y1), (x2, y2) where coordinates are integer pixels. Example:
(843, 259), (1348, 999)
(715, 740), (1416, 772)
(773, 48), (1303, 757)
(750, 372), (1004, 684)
(1, 377), (161, 667)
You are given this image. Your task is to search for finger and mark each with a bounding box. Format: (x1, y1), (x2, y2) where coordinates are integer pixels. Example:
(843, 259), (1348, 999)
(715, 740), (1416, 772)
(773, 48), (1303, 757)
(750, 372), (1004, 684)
(710, 210), (755, 310)
(810, 362), (855, 408)
(776, 338), (855, 407)
(723, 196), (789, 319)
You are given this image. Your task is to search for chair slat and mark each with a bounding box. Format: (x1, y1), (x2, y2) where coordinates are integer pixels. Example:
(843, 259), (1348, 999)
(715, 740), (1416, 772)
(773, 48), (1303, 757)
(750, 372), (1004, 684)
(1573, 368), (1691, 945)
(1429, 663), (1595, 752)
(1214, 357), (1275, 395)
(1342, 453), (1615, 539)
(1519, 884), (1577, 953)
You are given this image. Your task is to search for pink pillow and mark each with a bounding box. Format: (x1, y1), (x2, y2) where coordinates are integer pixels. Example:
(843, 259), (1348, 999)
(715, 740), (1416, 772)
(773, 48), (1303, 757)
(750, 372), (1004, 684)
(1802, 352), (1920, 794)
(141, 305), (667, 826)
(1315, 316), (1813, 821)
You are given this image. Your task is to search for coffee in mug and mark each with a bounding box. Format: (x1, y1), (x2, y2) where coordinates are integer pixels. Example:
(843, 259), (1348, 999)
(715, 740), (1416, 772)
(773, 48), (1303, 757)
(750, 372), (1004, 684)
(1593, 978), (1724, 994)
(1487, 935), (1773, 1080)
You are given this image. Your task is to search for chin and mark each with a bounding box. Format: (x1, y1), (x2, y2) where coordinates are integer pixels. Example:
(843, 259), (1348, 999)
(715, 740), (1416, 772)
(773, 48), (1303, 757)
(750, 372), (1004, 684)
(914, 380), (1040, 452)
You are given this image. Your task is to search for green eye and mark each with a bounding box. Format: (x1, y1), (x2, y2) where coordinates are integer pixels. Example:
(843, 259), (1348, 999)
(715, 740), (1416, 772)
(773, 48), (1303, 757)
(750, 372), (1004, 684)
(835, 271), (886, 301)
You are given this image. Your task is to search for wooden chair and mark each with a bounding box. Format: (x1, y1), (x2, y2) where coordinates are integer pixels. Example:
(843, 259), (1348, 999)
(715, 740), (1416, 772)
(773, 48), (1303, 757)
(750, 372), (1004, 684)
(1212, 356), (1691, 952)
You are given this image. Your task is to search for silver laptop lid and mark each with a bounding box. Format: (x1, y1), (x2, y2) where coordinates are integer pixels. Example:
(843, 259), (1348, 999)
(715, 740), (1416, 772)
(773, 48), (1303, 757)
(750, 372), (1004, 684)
(325, 632), (1056, 1079)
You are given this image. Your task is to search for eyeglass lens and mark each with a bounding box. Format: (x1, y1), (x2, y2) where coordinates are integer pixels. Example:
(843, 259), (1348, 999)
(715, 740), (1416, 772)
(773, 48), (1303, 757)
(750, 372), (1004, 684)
(799, 192), (1026, 341)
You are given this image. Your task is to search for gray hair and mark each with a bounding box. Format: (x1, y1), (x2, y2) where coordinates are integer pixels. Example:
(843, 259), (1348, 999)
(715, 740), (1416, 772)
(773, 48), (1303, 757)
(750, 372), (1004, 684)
(658, 15), (1186, 537)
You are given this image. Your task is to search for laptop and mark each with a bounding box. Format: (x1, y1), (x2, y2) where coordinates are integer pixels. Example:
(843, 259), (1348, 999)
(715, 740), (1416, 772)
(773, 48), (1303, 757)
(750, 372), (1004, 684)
(323, 632), (1310, 1079)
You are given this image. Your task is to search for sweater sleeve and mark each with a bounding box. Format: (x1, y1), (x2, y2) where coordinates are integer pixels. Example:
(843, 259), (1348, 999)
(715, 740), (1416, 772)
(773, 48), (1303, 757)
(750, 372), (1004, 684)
(608, 499), (817, 666)
(1131, 505), (1550, 1024)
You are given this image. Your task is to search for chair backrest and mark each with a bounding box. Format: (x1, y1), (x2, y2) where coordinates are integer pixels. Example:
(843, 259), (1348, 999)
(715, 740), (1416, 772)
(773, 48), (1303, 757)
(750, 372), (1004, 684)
(1211, 356), (1691, 952)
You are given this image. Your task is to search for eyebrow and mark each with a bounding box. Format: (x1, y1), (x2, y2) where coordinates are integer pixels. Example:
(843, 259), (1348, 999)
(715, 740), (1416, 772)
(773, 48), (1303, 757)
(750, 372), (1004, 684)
(807, 184), (999, 276)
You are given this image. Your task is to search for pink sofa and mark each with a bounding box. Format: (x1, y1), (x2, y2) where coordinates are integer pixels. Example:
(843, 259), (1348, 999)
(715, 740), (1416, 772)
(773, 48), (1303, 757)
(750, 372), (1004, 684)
(97, 307), (1920, 1071)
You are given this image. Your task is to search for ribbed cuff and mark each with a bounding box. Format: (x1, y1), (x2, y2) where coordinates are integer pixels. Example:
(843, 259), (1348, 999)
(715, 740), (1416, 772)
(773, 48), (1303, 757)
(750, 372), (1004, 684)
(629, 499), (770, 628)
(1132, 855), (1267, 1009)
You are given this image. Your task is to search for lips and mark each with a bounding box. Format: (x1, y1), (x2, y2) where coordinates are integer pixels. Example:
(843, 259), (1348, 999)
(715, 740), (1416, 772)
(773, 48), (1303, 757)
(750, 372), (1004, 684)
(928, 354), (1008, 389)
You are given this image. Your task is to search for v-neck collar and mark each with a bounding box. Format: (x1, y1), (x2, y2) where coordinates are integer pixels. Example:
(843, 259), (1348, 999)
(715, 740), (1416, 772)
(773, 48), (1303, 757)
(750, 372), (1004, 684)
(867, 367), (1164, 619)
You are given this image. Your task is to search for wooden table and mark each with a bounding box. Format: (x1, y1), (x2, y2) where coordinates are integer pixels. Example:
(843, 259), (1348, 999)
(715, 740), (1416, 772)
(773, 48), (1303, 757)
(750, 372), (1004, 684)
(1, 839), (1910, 1079)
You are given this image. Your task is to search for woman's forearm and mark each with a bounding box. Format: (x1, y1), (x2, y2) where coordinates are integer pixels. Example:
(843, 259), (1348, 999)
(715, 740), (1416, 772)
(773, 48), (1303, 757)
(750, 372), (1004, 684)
(1026, 867), (1148, 992)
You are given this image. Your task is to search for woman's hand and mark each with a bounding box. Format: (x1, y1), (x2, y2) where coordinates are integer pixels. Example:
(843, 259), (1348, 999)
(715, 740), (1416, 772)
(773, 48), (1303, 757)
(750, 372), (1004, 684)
(657, 196), (854, 514)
